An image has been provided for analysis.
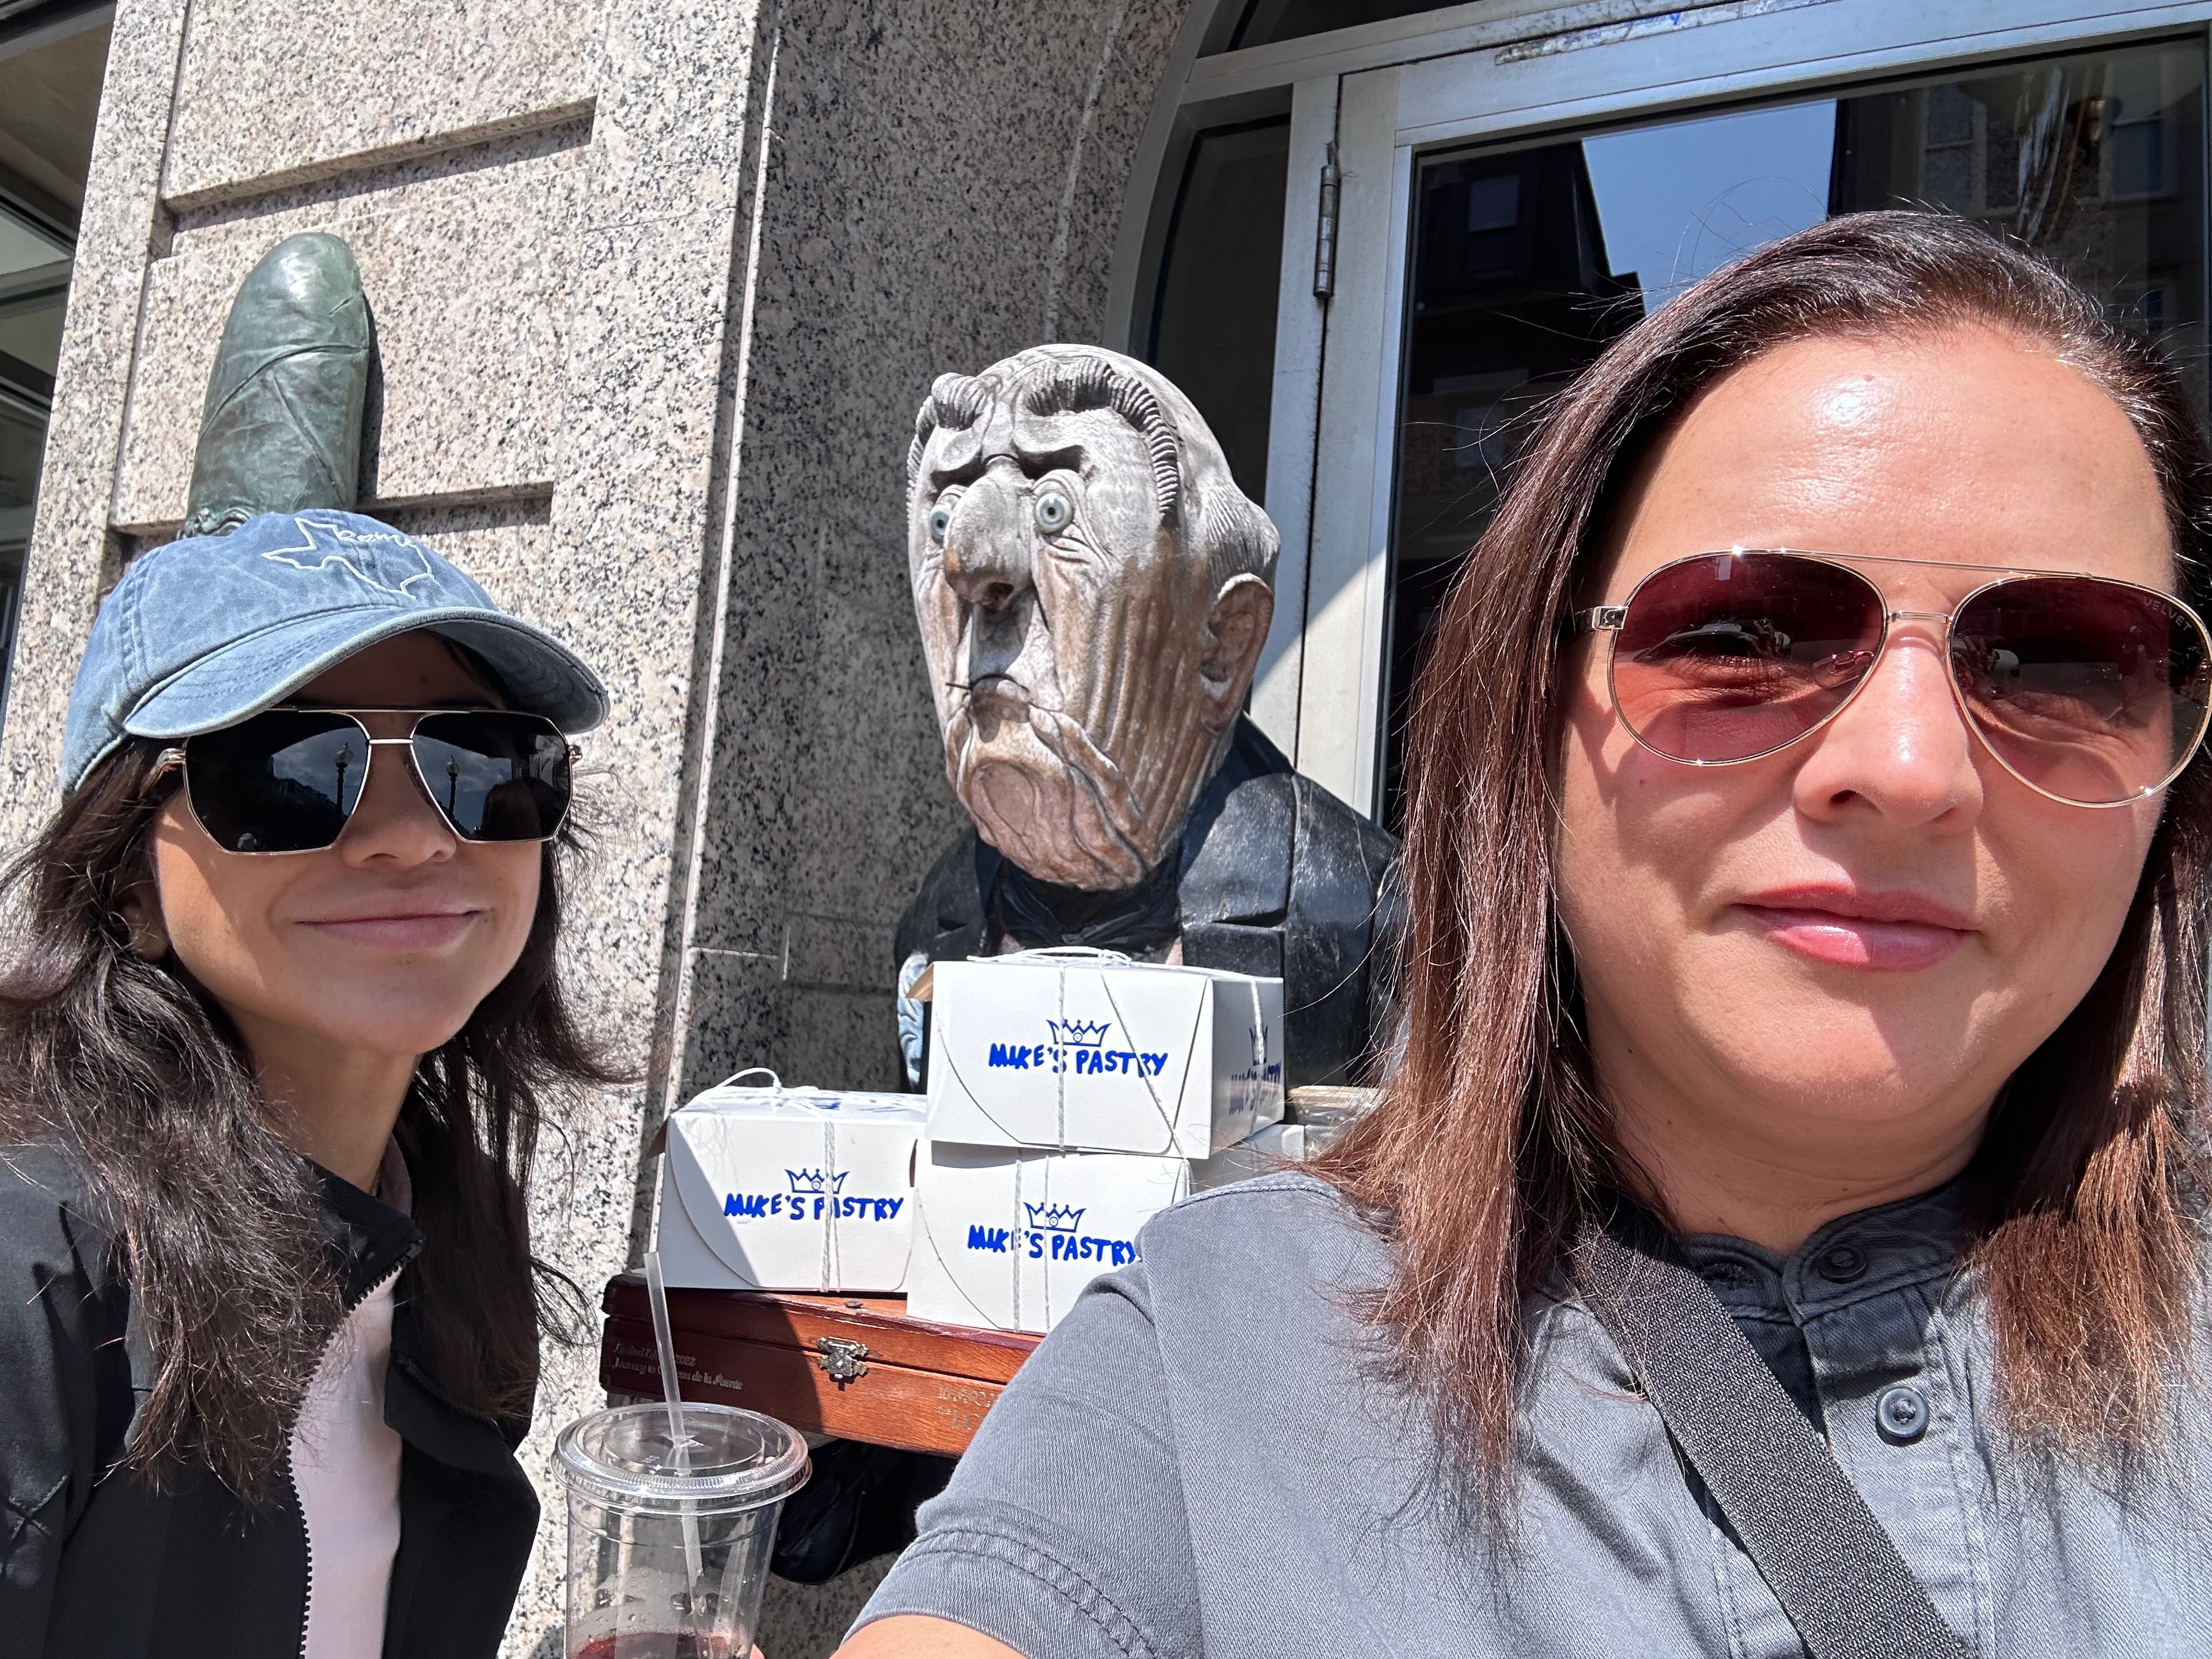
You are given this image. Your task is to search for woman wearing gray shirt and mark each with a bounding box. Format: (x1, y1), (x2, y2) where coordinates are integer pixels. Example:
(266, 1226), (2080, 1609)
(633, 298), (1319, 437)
(841, 212), (2212, 1658)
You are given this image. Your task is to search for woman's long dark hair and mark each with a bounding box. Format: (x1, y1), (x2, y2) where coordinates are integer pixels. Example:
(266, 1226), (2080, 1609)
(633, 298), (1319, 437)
(1311, 211), (2212, 1498)
(0, 734), (620, 1501)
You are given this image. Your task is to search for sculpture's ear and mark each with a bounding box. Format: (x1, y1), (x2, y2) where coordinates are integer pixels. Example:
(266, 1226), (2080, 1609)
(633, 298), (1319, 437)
(1199, 573), (1275, 727)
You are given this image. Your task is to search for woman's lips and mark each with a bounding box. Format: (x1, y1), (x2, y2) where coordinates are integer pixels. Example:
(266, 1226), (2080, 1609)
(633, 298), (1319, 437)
(1735, 887), (1972, 972)
(298, 910), (480, 949)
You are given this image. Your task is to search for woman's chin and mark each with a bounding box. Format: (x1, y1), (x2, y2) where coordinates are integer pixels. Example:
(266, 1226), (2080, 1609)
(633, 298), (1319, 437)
(1678, 990), (1994, 1119)
(1696, 1035), (1977, 1127)
(293, 1003), (475, 1063)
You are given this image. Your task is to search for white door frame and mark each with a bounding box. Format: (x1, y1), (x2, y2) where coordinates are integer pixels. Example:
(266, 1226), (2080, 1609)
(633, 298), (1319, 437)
(1236, 0), (2212, 813)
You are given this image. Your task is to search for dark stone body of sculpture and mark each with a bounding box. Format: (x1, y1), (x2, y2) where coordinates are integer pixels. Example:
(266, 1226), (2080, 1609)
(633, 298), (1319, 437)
(896, 717), (1399, 1087)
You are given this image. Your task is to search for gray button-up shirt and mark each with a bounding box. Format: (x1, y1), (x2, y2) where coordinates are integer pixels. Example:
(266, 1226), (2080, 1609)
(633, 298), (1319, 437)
(858, 1172), (2212, 1657)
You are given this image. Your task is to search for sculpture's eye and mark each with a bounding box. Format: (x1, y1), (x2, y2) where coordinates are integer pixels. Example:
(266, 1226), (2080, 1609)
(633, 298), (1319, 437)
(927, 502), (954, 541)
(1035, 491), (1073, 535)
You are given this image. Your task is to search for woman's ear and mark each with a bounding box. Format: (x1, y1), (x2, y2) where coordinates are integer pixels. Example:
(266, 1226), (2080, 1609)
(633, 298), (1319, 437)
(118, 882), (171, 962)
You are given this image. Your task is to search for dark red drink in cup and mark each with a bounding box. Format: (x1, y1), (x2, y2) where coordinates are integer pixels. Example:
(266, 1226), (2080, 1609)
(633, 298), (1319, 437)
(569, 1637), (733, 1658)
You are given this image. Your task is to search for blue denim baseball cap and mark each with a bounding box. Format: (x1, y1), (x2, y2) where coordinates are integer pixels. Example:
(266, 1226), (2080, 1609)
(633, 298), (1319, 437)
(62, 510), (609, 794)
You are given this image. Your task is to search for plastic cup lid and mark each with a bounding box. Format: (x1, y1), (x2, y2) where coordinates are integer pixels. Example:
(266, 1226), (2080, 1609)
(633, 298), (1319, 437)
(555, 1402), (809, 1514)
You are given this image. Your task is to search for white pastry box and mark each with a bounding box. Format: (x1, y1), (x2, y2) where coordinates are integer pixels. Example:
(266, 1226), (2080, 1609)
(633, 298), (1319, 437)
(923, 950), (1285, 1158)
(904, 1139), (1189, 1334)
(655, 1073), (926, 1294)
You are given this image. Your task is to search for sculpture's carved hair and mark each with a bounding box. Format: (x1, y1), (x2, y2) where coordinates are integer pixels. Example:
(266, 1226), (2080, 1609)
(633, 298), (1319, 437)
(905, 357), (1180, 522)
(906, 372), (994, 487)
(907, 350), (1278, 594)
(1015, 357), (1182, 523)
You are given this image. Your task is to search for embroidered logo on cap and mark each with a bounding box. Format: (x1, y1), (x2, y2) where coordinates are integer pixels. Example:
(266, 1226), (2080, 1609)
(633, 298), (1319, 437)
(261, 515), (439, 599)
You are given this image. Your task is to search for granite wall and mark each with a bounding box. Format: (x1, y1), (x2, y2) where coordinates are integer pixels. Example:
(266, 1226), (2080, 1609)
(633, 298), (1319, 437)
(7, 0), (1194, 1652)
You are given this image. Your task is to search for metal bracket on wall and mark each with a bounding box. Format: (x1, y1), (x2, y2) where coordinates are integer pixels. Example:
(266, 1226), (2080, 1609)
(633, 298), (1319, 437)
(1313, 142), (1339, 298)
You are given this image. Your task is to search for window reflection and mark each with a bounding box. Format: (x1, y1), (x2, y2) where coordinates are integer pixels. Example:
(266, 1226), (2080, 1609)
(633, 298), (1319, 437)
(0, 3), (112, 728)
(1147, 118), (1291, 502)
(0, 392), (37, 717)
(1380, 39), (2209, 823)
(0, 211), (64, 723)
(1832, 53), (2204, 373)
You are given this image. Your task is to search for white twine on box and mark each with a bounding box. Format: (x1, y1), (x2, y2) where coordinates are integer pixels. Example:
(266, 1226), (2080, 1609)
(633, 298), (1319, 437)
(703, 1067), (844, 1294)
(1096, 974), (1201, 1156)
(997, 948), (1130, 1149)
(1238, 976), (1272, 1126)
(816, 1104), (840, 1293)
(1013, 1152), (1027, 1332)
(709, 1066), (785, 1093)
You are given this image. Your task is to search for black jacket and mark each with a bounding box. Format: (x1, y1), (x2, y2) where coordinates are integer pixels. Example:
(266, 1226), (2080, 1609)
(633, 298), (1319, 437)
(0, 1141), (540, 1658)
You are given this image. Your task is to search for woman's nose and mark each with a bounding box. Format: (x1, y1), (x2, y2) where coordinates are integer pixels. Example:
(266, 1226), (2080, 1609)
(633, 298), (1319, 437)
(940, 465), (1035, 613)
(1791, 626), (1984, 828)
(337, 740), (457, 864)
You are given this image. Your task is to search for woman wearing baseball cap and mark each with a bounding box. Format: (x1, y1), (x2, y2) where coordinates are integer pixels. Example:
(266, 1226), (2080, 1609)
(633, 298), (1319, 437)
(0, 511), (613, 1658)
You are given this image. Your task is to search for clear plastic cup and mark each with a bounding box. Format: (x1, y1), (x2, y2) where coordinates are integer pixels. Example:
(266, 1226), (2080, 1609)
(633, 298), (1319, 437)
(556, 1402), (809, 1658)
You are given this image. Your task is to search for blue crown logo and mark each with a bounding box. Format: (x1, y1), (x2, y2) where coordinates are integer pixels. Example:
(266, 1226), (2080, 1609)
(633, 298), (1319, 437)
(1024, 1202), (1085, 1233)
(785, 1169), (850, 1196)
(1047, 1018), (1111, 1048)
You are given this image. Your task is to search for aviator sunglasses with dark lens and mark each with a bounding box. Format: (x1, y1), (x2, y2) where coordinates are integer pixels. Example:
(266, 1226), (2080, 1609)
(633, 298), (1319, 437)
(1572, 550), (2212, 809)
(165, 707), (577, 854)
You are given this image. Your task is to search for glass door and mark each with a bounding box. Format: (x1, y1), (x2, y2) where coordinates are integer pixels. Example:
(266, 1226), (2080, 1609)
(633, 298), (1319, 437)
(1285, 0), (2212, 823)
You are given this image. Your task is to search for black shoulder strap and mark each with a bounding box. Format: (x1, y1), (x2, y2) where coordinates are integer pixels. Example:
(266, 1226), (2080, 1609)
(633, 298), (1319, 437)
(1574, 1216), (1971, 1659)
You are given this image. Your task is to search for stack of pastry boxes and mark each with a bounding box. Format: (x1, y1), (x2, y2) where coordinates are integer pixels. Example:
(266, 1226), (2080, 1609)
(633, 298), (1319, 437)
(651, 955), (1290, 1336)
(908, 950), (1287, 1334)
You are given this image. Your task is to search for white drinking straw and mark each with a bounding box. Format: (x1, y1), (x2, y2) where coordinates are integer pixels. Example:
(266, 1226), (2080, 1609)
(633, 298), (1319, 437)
(643, 1249), (705, 1590)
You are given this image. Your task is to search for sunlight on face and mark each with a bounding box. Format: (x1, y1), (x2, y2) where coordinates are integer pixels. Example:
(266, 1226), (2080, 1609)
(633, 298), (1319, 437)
(141, 632), (543, 1069)
(1555, 327), (2171, 1173)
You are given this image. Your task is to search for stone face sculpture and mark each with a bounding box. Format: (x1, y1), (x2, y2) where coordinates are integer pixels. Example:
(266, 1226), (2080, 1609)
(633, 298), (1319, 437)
(908, 344), (1279, 890)
(895, 344), (1400, 1089)
(182, 233), (370, 537)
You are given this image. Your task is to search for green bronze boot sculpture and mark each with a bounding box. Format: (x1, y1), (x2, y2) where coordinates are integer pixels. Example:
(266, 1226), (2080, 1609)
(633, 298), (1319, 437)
(180, 232), (370, 538)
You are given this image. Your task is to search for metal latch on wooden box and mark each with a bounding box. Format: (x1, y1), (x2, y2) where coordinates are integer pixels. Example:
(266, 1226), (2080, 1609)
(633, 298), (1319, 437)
(814, 1335), (869, 1385)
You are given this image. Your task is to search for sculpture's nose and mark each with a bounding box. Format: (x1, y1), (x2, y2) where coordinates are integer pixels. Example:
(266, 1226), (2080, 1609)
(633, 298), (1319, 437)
(942, 464), (1033, 613)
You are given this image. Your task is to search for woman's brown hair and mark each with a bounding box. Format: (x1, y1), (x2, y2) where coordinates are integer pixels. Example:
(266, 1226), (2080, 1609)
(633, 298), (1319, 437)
(0, 734), (621, 1501)
(1310, 210), (2211, 1496)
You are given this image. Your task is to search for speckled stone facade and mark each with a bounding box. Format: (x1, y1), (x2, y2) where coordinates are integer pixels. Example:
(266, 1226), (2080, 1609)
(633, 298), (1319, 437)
(5, 0), (1191, 1652)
